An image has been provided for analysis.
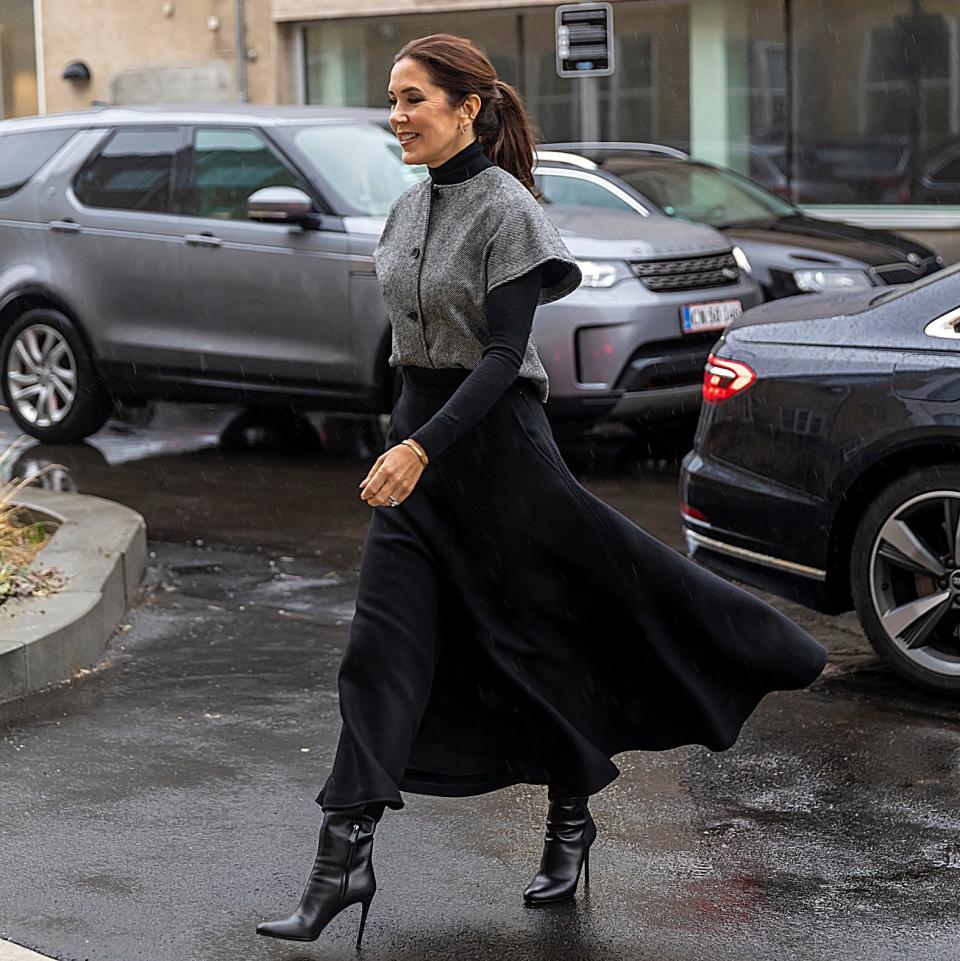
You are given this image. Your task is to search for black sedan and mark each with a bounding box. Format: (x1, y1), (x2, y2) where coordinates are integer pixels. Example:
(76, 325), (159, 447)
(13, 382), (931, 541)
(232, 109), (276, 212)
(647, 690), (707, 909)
(535, 143), (942, 300)
(679, 262), (960, 694)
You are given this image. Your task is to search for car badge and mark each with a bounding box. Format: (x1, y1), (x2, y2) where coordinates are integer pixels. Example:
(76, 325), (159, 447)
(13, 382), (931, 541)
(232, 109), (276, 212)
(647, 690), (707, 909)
(722, 267), (739, 280)
(907, 253), (922, 266)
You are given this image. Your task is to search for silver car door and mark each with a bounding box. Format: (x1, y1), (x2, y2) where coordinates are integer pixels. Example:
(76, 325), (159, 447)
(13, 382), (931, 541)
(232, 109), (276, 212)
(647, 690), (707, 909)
(177, 125), (351, 394)
(37, 125), (189, 371)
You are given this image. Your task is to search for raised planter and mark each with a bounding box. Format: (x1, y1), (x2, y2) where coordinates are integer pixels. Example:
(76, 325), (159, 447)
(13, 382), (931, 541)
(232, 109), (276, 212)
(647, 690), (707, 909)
(0, 489), (146, 704)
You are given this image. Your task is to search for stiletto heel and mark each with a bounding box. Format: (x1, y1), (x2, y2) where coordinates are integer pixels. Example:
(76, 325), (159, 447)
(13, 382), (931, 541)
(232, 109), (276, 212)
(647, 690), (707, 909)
(257, 805), (380, 944)
(356, 896), (374, 950)
(523, 790), (596, 905)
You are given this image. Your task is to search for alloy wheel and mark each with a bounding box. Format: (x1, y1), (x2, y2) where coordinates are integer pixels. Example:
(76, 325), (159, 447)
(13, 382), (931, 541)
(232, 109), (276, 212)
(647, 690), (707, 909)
(869, 490), (960, 677)
(5, 324), (77, 427)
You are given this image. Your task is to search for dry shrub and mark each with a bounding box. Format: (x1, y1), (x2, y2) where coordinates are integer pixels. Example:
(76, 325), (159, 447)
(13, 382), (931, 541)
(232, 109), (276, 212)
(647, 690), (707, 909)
(0, 435), (67, 603)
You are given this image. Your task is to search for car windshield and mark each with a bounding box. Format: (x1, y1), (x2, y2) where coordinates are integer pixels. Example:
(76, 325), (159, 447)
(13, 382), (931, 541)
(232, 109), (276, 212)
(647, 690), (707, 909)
(284, 123), (426, 216)
(612, 160), (795, 227)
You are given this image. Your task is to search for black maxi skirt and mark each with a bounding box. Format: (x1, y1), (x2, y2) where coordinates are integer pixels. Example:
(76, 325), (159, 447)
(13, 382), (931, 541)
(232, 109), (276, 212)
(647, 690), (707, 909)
(316, 366), (828, 812)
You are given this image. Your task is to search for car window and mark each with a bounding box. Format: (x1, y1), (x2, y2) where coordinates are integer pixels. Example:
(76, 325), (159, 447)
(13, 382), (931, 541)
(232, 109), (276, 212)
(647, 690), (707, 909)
(534, 172), (637, 212)
(75, 127), (180, 214)
(616, 161), (794, 226)
(281, 123), (427, 216)
(185, 127), (302, 220)
(74, 127), (180, 214)
(0, 129), (78, 199)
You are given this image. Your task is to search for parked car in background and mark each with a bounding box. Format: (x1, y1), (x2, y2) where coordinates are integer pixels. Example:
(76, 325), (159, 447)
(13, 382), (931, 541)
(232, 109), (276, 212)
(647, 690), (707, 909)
(727, 128), (914, 204)
(0, 105), (760, 442)
(535, 143), (942, 301)
(680, 263), (960, 694)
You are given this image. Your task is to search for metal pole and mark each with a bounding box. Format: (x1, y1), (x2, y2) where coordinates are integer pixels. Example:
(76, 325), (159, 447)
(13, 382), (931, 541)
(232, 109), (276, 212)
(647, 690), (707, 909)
(234, 0), (248, 103)
(579, 75), (599, 141)
(784, 0), (794, 201)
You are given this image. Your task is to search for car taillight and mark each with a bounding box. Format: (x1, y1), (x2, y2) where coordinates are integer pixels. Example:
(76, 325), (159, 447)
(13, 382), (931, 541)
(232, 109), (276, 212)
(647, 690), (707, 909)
(703, 353), (756, 403)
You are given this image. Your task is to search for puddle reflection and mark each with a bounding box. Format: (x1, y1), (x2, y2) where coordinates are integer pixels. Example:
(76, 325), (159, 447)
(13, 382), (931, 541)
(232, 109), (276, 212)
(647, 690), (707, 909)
(0, 403), (689, 558)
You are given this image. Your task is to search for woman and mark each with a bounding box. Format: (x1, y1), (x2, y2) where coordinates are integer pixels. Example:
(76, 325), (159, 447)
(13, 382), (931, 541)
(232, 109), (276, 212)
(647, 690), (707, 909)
(256, 34), (828, 947)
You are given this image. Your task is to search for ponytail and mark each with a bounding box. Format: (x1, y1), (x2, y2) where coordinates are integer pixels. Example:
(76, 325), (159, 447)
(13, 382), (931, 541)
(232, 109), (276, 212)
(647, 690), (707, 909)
(486, 79), (540, 197)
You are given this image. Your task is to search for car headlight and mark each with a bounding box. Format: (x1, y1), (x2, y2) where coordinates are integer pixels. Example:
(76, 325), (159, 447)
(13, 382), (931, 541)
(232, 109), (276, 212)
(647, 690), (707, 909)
(792, 269), (873, 292)
(576, 260), (632, 289)
(731, 245), (752, 275)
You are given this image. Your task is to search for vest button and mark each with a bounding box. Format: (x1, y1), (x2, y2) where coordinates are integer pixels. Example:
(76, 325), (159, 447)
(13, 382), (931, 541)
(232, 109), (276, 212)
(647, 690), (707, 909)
(411, 247), (420, 258)
(407, 310), (418, 320)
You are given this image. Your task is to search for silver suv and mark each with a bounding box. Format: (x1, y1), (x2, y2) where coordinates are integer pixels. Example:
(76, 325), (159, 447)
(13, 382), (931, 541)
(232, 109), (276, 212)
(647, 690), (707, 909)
(0, 105), (761, 442)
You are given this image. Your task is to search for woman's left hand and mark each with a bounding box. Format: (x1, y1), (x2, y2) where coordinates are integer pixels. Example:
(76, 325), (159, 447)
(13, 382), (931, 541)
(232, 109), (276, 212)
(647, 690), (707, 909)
(359, 443), (425, 507)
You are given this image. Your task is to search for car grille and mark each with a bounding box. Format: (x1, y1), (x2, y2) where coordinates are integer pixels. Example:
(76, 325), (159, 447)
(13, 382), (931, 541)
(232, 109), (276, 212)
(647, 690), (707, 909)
(871, 256), (941, 286)
(629, 253), (741, 293)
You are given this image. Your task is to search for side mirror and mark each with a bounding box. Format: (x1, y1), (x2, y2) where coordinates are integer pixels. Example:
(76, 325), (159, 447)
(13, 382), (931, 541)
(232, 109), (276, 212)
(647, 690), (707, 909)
(247, 186), (314, 224)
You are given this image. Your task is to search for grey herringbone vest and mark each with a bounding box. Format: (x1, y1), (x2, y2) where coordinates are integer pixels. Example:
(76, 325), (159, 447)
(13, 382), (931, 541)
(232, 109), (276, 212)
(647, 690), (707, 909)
(373, 165), (581, 403)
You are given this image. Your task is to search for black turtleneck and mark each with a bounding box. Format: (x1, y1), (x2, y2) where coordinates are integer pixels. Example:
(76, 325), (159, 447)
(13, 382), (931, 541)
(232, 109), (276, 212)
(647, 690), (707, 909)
(428, 138), (493, 185)
(404, 140), (545, 461)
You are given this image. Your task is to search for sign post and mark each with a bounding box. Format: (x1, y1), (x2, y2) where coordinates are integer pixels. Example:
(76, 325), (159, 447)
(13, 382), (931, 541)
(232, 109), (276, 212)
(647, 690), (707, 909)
(555, 3), (614, 143)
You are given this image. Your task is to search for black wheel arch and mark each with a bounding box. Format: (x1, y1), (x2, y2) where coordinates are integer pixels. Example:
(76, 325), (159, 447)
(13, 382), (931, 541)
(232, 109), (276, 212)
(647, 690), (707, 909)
(826, 439), (960, 612)
(0, 286), (101, 365)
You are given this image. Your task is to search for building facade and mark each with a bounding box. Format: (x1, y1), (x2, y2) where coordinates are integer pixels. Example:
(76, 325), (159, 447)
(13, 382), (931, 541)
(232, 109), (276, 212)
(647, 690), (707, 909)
(3, 0), (960, 238)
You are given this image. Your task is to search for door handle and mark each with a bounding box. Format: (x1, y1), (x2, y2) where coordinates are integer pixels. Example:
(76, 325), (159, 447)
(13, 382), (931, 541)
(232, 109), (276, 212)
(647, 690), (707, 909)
(184, 233), (223, 248)
(49, 220), (81, 233)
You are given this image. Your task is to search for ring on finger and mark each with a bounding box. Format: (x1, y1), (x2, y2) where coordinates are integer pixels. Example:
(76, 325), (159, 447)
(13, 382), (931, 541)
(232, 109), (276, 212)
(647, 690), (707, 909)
(387, 494), (400, 507)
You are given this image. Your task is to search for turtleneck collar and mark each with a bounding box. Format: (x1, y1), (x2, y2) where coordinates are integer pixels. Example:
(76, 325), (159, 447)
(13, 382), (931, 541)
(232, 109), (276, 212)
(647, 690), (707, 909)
(428, 138), (493, 185)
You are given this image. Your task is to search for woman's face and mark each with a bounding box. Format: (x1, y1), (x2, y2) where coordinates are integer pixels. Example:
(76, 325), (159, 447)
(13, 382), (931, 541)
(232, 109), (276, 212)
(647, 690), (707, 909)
(388, 57), (478, 168)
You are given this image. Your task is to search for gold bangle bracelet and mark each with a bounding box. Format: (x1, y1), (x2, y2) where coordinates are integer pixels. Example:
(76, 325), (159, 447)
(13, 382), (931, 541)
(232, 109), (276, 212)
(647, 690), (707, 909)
(401, 438), (429, 466)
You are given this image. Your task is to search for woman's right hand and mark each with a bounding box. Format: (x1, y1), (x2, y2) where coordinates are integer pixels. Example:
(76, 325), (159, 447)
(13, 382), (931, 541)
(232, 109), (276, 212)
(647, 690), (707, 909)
(359, 443), (425, 507)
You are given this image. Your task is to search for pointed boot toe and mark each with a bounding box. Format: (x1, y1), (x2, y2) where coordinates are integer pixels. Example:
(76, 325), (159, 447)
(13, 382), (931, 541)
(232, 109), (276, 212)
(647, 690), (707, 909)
(257, 805), (379, 946)
(256, 915), (312, 941)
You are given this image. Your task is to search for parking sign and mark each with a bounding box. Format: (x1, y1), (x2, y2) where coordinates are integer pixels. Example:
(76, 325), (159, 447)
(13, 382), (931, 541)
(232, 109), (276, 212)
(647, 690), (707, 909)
(555, 3), (614, 78)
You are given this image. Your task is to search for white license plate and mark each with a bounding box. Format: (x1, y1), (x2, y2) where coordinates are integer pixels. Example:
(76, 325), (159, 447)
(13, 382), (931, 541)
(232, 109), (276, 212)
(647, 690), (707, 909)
(680, 299), (743, 334)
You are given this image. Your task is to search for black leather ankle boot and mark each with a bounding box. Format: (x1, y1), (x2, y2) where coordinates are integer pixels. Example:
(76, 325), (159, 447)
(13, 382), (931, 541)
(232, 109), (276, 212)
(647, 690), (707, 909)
(256, 804), (381, 946)
(523, 789), (596, 906)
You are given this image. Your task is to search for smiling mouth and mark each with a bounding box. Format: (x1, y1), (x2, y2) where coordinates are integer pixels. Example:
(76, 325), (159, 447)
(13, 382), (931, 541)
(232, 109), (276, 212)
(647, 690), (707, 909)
(398, 133), (420, 146)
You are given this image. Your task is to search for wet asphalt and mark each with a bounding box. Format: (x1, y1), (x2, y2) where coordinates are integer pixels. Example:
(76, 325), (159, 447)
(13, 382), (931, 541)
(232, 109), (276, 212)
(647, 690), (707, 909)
(0, 404), (959, 961)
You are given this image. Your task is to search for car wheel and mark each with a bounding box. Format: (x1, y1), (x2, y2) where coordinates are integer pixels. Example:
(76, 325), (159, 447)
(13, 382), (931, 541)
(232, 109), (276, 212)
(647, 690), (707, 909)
(1, 309), (113, 443)
(850, 466), (960, 694)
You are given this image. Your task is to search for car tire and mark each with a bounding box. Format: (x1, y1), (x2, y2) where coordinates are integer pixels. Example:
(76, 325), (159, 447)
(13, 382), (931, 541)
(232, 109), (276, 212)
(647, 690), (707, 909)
(0, 309), (113, 443)
(850, 465), (960, 695)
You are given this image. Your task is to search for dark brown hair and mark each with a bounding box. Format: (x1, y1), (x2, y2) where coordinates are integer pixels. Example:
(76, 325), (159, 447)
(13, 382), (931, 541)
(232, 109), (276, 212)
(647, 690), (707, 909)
(393, 33), (541, 196)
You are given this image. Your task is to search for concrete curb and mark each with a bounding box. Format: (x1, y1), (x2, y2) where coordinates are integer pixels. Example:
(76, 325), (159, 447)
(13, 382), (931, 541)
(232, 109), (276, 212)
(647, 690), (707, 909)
(0, 939), (56, 961)
(0, 489), (147, 704)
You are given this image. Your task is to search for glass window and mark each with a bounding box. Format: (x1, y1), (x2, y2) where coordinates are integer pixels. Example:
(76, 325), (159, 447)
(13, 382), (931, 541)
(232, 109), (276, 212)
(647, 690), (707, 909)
(75, 128), (180, 214)
(930, 151), (960, 183)
(297, 0), (960, 210)
(304, 13), (520, 109)
(612, 161), (794, 226)
(534, 171), (638, 213)
(280, 123), (426, 216)
(186, 128), (301, 221)
(0, 128), (76, 198)
(793, 1), (960, 203)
